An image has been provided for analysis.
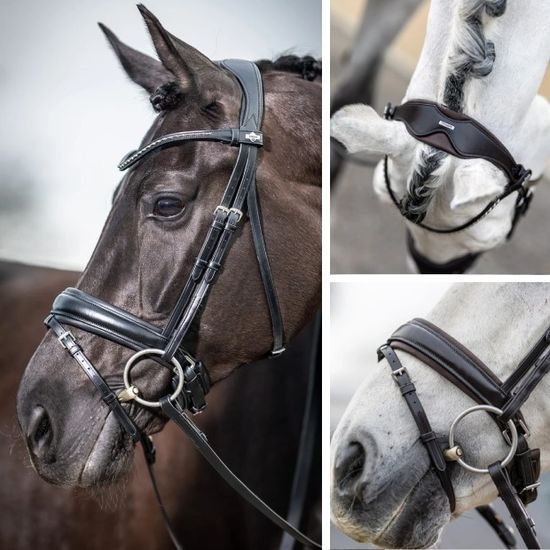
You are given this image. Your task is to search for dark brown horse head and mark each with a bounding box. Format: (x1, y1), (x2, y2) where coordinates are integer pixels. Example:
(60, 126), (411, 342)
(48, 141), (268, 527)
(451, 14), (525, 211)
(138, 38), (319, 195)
(17, 5), (320, 488)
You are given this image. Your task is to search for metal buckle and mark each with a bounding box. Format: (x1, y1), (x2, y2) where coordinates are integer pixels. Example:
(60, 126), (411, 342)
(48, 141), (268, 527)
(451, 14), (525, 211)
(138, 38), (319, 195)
(503, 418), (530, 445)
(392, 366), (407, 378)
(57, 330), (74, 348)
(520, 482), (541, 494)
(270, 346), (286, 357)
(228, 207), (243, 222)
(214, 205), (229, 217)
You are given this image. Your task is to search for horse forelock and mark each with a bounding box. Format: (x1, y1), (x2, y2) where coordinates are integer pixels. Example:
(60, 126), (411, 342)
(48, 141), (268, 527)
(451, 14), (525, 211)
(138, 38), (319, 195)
(402, 0), (507, 220)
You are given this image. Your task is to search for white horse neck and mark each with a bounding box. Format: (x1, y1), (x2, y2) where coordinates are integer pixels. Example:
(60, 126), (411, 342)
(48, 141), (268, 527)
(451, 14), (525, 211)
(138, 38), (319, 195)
(426, 283), (550, 465)
(408, 0), (550, 169)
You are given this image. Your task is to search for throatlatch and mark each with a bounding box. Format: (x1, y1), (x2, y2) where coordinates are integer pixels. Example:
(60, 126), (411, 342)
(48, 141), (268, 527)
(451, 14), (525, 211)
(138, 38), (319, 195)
(44, 59), (319, 550)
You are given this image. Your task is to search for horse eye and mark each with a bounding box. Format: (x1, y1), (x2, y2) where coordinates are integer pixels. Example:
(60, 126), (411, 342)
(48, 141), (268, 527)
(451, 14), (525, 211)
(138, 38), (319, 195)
(153, 197), (185, 218)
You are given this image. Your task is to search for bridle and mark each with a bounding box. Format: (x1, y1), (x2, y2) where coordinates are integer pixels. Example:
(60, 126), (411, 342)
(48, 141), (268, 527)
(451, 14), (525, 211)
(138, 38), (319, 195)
(383, 99), (533, 237)
(378, 318), (548, 549)
(42, 59), (320, 549)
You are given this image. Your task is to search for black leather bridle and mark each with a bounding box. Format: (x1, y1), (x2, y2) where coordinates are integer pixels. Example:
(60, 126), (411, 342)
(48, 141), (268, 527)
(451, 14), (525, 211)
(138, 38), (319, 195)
(43, 59), (320, 549)
(378, 318), (548, 549)
(383, 99), (533, 237)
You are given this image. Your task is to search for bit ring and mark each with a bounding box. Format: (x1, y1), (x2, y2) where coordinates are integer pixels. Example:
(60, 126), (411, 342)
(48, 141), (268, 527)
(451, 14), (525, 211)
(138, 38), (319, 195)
(448, 404), (518, 474)
(123, 348), (184, 408)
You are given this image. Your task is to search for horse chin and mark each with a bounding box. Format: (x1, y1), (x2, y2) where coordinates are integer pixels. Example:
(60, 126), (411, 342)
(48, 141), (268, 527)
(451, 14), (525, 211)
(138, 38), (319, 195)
(79, 413), (134, 487)
(333, 469), (448, 549)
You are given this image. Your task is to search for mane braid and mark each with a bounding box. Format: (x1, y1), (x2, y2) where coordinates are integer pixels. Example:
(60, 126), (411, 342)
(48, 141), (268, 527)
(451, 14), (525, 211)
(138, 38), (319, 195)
(255, 55), (322, 81)
(401, 0), (506, 222)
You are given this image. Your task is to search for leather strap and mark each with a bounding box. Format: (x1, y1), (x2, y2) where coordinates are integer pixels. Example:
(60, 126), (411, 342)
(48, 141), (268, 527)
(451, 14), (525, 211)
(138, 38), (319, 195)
(160, 396), (321, 549)
(488, 462), (540, 549)
(383, 155), (531, 236)
(378, 344), (456, 511)
(247, 179), (285, 355)
(46, 315), (143, 444)
(118, 129), (263, 171)
(476, 505), (516, 549)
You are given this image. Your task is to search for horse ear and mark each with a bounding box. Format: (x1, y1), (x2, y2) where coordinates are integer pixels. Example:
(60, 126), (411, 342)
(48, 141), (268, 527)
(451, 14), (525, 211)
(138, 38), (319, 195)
(331, 104), (416, 156)
(450, 161), (505, 209)
(137, 4), (225, 94)
(98, 23), (173, 93)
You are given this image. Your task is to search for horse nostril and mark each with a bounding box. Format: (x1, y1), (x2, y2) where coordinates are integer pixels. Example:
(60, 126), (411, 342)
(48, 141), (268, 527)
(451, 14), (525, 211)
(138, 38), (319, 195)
(27, 405), (54, 460)
(334, 441), (366, 490)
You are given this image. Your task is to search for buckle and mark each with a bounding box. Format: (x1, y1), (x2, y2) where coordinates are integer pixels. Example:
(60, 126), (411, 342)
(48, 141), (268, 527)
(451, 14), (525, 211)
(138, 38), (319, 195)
(57, 330), (75, 348)
(384, 102), (395, 120)
(228, 207), (243, 222)
(392, 366), (407, 379)
(520, 482), (541, 495)
(503, 418), (530, 445)
(270, 346), (286, 357)
(214, 205), (229, 217)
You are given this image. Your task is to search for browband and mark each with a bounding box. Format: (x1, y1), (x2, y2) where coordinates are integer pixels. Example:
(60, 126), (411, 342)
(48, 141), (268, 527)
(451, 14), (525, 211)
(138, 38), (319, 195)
(118, 129), (263, 171)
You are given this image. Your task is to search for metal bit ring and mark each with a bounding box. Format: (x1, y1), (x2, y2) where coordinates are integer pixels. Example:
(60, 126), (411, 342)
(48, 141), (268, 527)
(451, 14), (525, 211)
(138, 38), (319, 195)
(123, 348), (184, 408)
(448, 405), (518, 474)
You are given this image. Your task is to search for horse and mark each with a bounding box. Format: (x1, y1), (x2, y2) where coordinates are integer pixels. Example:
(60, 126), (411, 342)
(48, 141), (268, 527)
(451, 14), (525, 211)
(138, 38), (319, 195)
(331, 283), (550, 548)
(15, 5), (320, 548)
(331, 0), (550, 272)
(0, 261), (320, 549)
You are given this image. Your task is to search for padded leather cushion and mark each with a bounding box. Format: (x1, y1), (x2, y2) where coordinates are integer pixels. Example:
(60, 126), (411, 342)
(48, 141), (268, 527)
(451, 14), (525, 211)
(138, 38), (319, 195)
(52, 287), (175, 355)
(388, 318), (508, 407)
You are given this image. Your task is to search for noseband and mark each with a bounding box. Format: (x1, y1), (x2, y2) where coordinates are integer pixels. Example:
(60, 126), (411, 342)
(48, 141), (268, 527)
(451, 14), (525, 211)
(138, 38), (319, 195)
(378, 318), (548, 549)
(383, 99), (533, 238)
(43, 59), (319, 549)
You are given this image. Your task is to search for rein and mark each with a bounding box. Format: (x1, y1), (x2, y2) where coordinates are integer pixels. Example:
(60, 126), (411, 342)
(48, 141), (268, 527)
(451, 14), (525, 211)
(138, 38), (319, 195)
(378, 318), (547, 549)
(383, 99), (533, 238)
(43, 59), (320, 549)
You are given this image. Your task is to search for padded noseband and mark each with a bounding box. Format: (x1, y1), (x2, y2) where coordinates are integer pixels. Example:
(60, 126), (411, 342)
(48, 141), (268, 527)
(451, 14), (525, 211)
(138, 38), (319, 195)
(379, 318), (548, 549)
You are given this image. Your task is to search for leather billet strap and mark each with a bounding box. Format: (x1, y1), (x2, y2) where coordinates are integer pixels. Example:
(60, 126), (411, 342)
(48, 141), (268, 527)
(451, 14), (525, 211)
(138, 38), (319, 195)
(45, 315), (157, 462)
(159, 396), (321, 549)
(49, 288), (210, 413)
(476, 505), (516, 550)
(377, 344), (456, 511)
(488, 462), (540, 549)
(383, 99), (532, 236)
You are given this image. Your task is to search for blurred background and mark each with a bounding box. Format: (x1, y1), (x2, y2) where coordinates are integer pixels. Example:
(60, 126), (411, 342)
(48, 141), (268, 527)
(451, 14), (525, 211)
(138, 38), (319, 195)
(331, 282), (550, 549)
(0, 0), (321, 270)
(331, 0), (550, 273)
